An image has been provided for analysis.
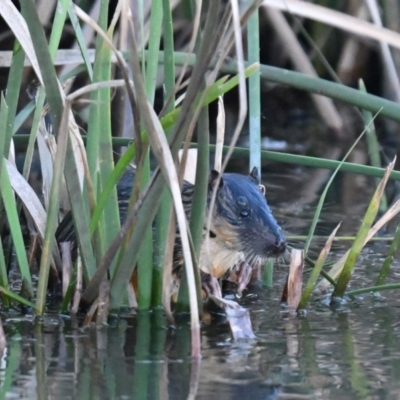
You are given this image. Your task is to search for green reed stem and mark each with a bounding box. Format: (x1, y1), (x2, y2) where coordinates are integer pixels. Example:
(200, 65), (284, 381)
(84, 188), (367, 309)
(247, 3), (261, 173)
(347, 283), (400, 296)
(0, 240), (9, 309)
(136, 0), (163, 310)
(263, 258), (274, 287)
(333, 162), (393, 298)
(375, 222), (400, 286)
(4, 40), (24, 157)
(21, 0), (80, 313)
(304, 120), (371, 255)
(359, 79), (387, 212)
(152, 0), (176, 307)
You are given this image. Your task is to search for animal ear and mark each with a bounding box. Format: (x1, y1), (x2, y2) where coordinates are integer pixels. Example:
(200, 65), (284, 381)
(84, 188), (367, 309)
(209, 170), (224, 192)
(249, 167), (260, 184)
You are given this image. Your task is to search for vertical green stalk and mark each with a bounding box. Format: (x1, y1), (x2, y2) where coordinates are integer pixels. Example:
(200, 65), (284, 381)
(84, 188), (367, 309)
(132, 312), (151, 399)
(0, 90), (9, 304)
(247, 2), (261, 173)
(34, 322), (48, 400)
(137, 0), (163, 309)
(1, 159), (33, 296)
(0, 39), (24, 234)
(22, 0), (69, 181)
(0, 93), (8, 188)
(359, 79), (387, 211)
(148, 311), (167, 399)
(84, 0), (120, 282)
(262, 258), (274, 287)
(375, 222), (400, 285)
(4, 40), (24, 157)
(176, 107), (209, 313)
(0, 342), (20, 397)
(152, 0), (176, 307)
(332, 162), (393, 298)
(0, 239), (9, 308)
(21, 0), (83, 313)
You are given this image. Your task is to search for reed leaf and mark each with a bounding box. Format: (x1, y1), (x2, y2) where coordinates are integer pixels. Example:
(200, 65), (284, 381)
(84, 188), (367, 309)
(152, 0), (176, 307)
(359, 79), (387, 211)
(263, 258), (274, 287)
(0, 342), (20, 398)
(13, 100), (35, 135)
(67, 0), (94, 81)
(317, 199), (400, 292)
(332, 159), (395, 298)
(0, 0), (43, 84)
(225, 146), (400, 181)
(347, 283), (400, 296)
(20, 1), (74, 313)
(0, 240), (9, 309)
(247, 1), (261, 172)
(303, 117), (375, 255)
(0, 95), (8, 175)
(298, 223), (341, 310)
(0, 163), (32, 296)
(136, 0), (164, 310)
(85, 0), (119, 267)
(123, 7), (200, 344)
(375, 219), (400, 286)
(4, 40), (24, 156)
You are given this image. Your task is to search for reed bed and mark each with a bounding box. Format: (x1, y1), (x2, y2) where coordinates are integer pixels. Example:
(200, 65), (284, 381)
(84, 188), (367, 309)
(0, 0), (399, 356)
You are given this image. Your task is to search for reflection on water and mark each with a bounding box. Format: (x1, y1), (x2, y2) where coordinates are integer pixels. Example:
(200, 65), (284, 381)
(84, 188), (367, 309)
(3, 164), (400, 399)
(3, 280), (400, 399)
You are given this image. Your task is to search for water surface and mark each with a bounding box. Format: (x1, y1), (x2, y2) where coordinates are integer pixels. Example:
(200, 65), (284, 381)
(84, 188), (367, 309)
(3, 167), (400, 399)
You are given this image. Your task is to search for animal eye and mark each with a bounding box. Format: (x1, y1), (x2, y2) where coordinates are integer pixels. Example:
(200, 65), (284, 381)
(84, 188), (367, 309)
(240, 209), (250, 218)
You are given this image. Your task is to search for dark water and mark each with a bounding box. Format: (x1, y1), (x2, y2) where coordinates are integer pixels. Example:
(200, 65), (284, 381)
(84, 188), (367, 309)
(3, 166), (400, 399)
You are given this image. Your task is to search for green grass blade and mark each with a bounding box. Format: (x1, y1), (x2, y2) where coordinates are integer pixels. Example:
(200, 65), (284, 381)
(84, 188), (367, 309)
(246, 2), (261, 173)
(21, 1), (71, 314)
(375, 221), (400, 286)
(333, 160), (395, 298)
(298, 223), (341, 310)
(4, 40), (25, 156)
(262, 258), (274, 287)
(359, 79), (387, 212)
(0, 342), (21, 398)
(303, 116), (376, 255)
(145, 0), (163, 105)
(0, 285), (35, 309)
(67, 1), (94, 81)
(20, 0), (64, 133)
(64, 140), (96, 282)
(22, 0), (68, 180)
(86, 0), (120, 267)
(347, 283), (400, 296)
(13, 100), (35, 135)
(22, 91), (46, 181)
(0, 239), (10, 308)
(176, 107), (209, 313)
(359, 80), (381, 169)
(0, 95), (8, 173)
(89, 144), (137, 234)
(136, 0), (164, 310)
(0, 160), (33, 296)
(152, 0), (176, 307)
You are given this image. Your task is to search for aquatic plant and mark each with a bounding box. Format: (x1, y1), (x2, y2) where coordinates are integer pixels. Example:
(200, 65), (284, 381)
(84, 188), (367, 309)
(0, 1), (399, 358)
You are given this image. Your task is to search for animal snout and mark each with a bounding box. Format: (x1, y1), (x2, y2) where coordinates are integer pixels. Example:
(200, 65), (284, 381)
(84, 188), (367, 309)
(272, 237), (287, 256)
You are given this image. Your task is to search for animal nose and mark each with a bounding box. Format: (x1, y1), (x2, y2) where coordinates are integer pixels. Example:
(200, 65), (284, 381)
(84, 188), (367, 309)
(273, 238), (287, 255)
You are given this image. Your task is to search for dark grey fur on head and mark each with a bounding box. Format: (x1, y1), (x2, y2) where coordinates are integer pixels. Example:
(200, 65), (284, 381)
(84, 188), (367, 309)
(209, 168), (286, 261)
